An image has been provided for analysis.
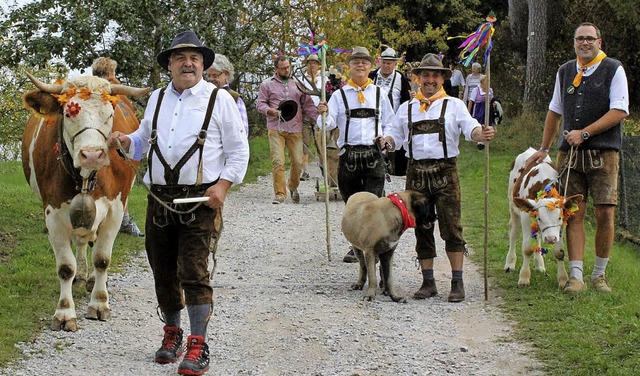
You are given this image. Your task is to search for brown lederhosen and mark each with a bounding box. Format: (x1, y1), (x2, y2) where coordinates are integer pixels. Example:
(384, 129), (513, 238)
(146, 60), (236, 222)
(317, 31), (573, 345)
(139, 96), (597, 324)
(405, 100), (466, 259)
(145, 88), (221, 311)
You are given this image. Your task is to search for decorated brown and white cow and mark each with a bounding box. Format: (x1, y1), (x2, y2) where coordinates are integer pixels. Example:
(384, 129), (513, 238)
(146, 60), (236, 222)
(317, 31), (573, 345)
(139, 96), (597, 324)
(21, 73), (149, 331)
(505, 147), (583, 288)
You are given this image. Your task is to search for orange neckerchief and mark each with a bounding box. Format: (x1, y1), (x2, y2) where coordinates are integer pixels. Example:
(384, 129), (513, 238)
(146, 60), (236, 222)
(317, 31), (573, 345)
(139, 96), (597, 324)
(573, 51), (607, 88)
(347, 78), (373, 104)
(414, 86), (448, 112)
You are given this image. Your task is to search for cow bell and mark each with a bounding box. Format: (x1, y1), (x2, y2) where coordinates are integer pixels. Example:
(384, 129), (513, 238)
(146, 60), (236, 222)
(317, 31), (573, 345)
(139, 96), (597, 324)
(69, 193), (96, 230)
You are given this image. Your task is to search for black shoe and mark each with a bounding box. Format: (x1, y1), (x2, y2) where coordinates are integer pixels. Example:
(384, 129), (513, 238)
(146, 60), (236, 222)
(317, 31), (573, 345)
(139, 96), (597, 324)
(413, 279), (438, 299)
(155, 326), (183, 364)
(178, 335), (210, 375)
(448, 280), (465, 302)
(342, 248), (358, 263)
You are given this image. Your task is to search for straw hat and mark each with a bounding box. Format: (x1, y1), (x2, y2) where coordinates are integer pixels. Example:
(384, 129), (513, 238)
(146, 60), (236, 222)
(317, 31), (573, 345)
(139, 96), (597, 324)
(380, 47), (400, 61)
(304, 54), (320, 65)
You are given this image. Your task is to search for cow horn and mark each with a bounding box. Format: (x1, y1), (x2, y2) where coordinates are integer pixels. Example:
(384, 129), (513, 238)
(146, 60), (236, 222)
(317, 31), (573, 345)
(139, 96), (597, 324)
(110, 84), (151, 97)
(26, 72), (64, 94)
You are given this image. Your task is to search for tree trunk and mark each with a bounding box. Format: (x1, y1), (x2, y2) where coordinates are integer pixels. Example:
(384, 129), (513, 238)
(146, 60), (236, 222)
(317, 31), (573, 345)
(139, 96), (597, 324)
(508, 0), (528, 55)
(522, 0), (548, 112)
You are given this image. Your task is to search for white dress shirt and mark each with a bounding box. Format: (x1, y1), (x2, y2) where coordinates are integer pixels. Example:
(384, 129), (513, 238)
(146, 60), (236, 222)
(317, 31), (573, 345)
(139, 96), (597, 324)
(376, 70), (402, 111)
(128, 79), (249, 186)
(389, 97), (480, 160)
(317, 83), (395, 149)
(449, 69), (466, 88)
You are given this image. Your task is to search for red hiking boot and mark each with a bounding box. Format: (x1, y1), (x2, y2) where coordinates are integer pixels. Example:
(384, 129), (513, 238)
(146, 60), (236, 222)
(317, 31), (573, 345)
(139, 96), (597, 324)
(154, 325), (183, 364)
(178, 335), (210, 375)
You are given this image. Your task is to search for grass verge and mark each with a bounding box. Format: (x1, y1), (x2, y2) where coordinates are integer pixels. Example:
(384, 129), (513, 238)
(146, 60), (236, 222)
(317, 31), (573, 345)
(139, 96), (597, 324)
(458, 115), (640, 375)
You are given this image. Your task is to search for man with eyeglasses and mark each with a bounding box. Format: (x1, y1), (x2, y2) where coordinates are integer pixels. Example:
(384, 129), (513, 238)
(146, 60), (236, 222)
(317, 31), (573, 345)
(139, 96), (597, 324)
(316, 46), (395, 263)
(527, 22), (629, 294)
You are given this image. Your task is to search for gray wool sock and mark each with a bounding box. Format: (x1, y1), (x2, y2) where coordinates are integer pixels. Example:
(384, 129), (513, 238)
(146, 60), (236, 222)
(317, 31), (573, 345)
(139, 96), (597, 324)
(421, 269), (435, 281)
(187, 304), (212, 338)
(162, 309), (181, 328)
(452, 270), (463, 282)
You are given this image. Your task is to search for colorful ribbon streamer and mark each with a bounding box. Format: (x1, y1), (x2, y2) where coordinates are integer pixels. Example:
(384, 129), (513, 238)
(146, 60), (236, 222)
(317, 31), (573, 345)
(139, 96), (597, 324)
(453, 13), (496, 67)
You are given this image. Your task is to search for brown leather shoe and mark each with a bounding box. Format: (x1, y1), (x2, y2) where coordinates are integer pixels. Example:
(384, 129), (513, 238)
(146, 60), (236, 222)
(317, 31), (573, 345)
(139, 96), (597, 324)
(413, 279), (438, 299)
(591, 276), (612, 292)
(448, 280), (465, 302)
(563, 277), (587, 293)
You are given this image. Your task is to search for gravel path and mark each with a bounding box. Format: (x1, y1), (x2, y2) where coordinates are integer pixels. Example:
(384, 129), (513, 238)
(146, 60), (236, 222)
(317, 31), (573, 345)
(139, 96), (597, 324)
(3, 165), (544, 376)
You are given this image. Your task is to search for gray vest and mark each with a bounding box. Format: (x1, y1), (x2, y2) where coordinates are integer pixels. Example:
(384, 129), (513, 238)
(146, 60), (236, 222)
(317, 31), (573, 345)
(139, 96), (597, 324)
(558, 57), (622, 151)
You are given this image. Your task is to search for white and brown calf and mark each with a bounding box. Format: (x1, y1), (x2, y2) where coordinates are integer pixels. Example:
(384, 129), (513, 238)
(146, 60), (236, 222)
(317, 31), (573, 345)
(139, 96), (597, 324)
(506, 147), (583, 288)
(21, 74), (148, 331)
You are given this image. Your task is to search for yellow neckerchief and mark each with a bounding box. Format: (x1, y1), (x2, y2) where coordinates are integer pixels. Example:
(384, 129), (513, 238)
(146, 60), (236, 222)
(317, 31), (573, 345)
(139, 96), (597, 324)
(347, 78), (373, 104)
(573, 51), (607, 88)
(414, 86), (448, 112)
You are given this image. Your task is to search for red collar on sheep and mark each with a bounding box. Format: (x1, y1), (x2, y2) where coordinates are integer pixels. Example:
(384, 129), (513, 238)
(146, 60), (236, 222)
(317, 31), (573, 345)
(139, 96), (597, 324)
(387, 193), (415, 233)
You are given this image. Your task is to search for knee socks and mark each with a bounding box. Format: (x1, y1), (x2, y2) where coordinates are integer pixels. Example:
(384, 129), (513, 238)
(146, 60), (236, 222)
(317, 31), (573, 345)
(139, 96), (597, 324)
(187, 304), (212, 338)
(162, 309), (181, 328)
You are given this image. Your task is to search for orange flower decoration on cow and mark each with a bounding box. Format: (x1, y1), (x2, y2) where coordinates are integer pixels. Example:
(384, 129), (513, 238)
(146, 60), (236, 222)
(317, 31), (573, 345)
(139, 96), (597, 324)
(65, 101), (81, 118)
(77, 87), (93, 100)
(53, 88), (78, 106)
(101, 90), (120, 107)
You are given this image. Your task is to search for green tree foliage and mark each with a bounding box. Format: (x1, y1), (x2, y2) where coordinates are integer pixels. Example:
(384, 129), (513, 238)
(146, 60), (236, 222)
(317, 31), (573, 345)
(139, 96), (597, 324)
(363, 0), (504, 62)
(0, 64), (68, 160)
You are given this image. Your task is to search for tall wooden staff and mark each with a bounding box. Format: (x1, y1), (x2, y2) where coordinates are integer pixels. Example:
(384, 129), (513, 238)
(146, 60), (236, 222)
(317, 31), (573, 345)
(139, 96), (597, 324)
(456, 12), (496, 301)
(297, 32), (332, 261)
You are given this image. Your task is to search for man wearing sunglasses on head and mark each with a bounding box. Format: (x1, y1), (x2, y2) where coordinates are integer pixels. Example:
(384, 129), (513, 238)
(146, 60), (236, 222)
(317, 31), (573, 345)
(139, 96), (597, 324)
(527, 22), (629, 294)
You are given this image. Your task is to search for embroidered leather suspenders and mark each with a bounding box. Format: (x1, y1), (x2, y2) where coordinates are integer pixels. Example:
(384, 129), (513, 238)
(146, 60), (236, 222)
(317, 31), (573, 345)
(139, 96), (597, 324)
(148, 88), (219, 186)
(338, 86), (381, 146)
(408, 99), (449, 159)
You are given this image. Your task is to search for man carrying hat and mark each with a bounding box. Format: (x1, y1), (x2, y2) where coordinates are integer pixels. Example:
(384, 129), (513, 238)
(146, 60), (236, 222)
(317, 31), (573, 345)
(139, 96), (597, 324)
(109, 30), (249, 375)
(369, 46), (412, 176)
(385, 53), (494, 302)
(257, 55), (319, 204)
(317, 46), (395, 263)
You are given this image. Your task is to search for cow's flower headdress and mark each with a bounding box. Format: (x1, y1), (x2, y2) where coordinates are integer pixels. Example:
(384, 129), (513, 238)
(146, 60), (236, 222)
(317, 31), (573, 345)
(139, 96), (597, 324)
(52, 82), (120, 109)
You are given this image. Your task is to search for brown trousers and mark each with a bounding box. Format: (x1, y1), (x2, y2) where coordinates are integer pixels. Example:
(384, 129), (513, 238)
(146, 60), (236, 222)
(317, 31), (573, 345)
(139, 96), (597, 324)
(145, 184), (219, 312)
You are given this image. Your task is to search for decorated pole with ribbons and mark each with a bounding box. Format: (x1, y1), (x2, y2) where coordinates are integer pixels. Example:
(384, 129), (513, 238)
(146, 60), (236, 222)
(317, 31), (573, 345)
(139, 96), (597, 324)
(455, 12), (496, 300)
(298, 32), (332, 261)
